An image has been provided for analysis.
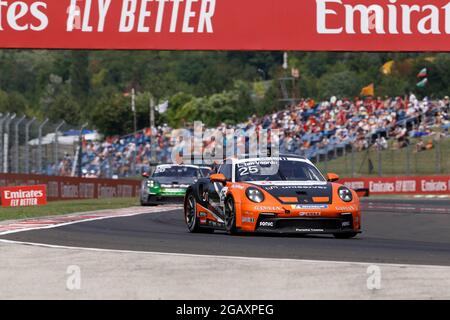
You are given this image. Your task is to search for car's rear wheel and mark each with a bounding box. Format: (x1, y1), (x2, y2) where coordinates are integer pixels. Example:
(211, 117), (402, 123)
(185, 193), (214, 233)
(224, 197), (237, 235)
(333, 232), (358, 239)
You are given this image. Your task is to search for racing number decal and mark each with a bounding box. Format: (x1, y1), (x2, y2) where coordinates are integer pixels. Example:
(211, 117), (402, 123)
(154, 167), (166, 174)
(238, 166), (259, 176)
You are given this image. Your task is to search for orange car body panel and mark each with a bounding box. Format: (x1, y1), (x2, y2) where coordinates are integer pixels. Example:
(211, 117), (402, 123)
(194, 180), (361, 233)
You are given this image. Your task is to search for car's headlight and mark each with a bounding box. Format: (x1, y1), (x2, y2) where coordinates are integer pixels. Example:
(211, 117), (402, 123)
(246, 187), (265, 203)
(338, 187), (353, 202)
(147, 180), (156, 188)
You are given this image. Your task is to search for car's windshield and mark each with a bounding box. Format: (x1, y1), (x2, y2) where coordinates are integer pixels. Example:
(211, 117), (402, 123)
(235, 159), (325, 182)
(153, 166), (198, 178)
(200, 168), (211, 177)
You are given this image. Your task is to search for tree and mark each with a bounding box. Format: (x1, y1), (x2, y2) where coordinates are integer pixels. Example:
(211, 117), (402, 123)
(91, 93), (132, 136)
(0, 89), (10, 113)
(47, 89), (81, 125)
(425, 54), (450, 98)
(256, 81), (280, 116)
(0, 89), (29, 116)
(40, 74), (80, 124)
(70, 51), (90, 109)
(378, 76), (409, 97)
(318, 71), (365, 100)
(0, 49), (449, 135)
(167, 92), (195, 127)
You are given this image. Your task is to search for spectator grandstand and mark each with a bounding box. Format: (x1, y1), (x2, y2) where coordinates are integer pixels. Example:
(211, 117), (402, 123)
(76, 94), (449, 178)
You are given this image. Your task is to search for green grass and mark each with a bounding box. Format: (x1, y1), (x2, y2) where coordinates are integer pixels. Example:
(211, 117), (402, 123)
(0, 197), (139, 222)
(316, 137), (450, 177)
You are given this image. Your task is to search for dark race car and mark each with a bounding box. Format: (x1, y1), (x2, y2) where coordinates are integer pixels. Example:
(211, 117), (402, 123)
(140, 164), (211, 206)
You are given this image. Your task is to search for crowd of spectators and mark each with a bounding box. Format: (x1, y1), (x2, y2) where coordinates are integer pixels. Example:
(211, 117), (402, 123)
(73, 94), (449, 178)
(76, 127), (173, 178)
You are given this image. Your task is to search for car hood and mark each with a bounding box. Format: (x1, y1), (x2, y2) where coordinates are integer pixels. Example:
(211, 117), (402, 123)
(246, 181), (333, 204)
(153, 176), (195, 187)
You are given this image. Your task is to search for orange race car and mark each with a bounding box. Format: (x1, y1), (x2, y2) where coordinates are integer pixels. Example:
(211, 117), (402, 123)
(184, 155), (361, 238)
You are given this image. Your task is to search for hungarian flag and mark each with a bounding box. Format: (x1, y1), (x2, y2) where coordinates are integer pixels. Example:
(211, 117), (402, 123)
(360, 83), (374, 97)
(416, 78), (428, 88)
(417, 68), (427, 78)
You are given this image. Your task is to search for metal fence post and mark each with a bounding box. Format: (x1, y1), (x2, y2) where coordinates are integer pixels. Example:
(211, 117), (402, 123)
(0, 113), (10, 172)
(14, 115), (26, 173)
(3, 113), (16, 173)
(37, 118), (49, 174)
(0, 113), (4, 171)
(351, 144), (355, 177)
(377, 134), (382, 177)
(406, 142), (411, 176)
(436, 137), (441, 174)
(24, 117), (36, 174)
(133, 147), (137, 177)
(54, 120), (65, 173)
(108, 153), (113, 178)
(77, 123), (88, 177)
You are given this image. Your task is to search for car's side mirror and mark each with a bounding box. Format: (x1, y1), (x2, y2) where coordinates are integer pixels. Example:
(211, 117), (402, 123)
(210, 173), (227, 185)
(142, 172), (150, 178)
(326, 173), (340, 182)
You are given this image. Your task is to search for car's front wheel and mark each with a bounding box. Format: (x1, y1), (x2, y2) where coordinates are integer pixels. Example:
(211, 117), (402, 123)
(140, 193), (149, 206)
(140, 194), (157, 206)
(185, 193), (214, 233)
(224, 197), (237, 235)
(333, 232), (358, 239)
(185, 193), (201, 233)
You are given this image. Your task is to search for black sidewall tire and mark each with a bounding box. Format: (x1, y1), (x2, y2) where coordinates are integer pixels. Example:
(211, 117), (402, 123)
(185, 193), (200, 233)
(333, 232), (358, 239)
(140, 194), (148, 206)
(141, 195), (158, 206)
(225, 197), (237, 235)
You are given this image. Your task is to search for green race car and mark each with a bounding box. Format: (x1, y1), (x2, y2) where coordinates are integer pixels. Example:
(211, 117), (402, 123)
(140, 164), (211, 206)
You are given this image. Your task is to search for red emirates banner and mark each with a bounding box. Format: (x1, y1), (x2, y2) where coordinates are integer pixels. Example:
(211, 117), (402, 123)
(0, 185), (47, 207)
(341, 176), (450, 195)
(0, 0), (449, 51)
(0, 173), (140, 201)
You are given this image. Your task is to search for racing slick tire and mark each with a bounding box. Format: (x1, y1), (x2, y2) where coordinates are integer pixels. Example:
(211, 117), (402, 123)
(224, 196), (237, 235)
(333, 232), (358, 239)
(185, 192), (214, 234)
(140, 195), (158, 207)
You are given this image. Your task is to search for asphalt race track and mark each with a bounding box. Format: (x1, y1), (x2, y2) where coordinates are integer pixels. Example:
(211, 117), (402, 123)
(1, 199), (450, 266)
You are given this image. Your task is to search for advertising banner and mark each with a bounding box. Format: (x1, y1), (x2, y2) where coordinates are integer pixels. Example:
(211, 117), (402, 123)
(0, 184), (47, 207)
(0, 174), (141, 201)
(0, 0), (448, 51)
(341, 176), (450, 195)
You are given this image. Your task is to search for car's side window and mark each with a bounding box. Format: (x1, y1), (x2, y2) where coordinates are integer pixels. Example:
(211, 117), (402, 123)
(219, 164), (232, 181)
